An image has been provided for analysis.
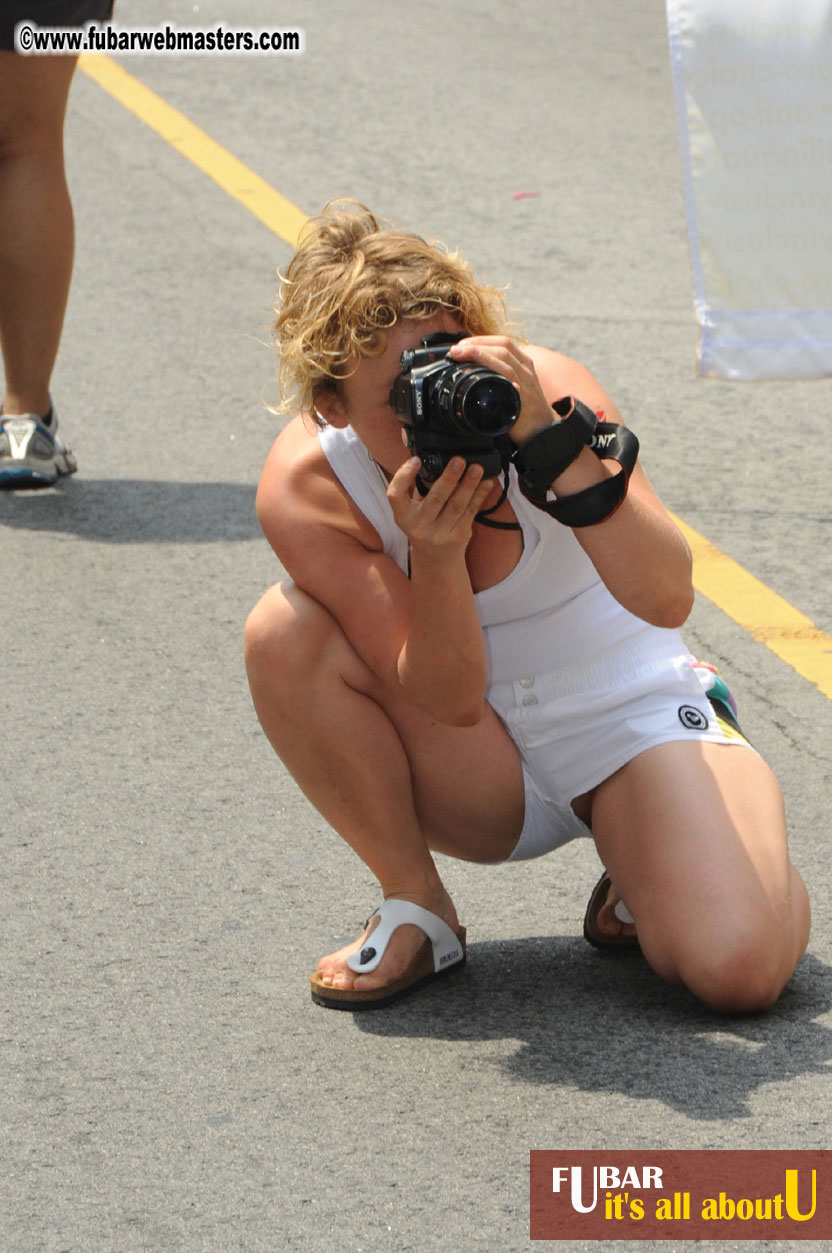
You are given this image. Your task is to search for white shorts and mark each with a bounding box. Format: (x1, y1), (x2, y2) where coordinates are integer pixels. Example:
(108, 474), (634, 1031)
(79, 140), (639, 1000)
(486, 636), (754, 862)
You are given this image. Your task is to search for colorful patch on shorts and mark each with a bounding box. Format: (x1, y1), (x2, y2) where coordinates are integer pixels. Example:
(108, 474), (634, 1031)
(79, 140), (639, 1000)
(714, 711), (751, 745)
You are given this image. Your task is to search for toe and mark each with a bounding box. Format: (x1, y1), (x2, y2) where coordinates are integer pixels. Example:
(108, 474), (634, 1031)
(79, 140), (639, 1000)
(597, 884), (637, 938)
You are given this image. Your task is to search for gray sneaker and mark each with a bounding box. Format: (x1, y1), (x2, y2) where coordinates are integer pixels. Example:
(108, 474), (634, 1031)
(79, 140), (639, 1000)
(0, 409), (77, 487)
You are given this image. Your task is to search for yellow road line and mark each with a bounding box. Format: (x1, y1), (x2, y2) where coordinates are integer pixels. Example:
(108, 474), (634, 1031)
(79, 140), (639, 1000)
(79, 54), (832, 702)
(78, 54), (307, 247)
(672, 513), (832, 700)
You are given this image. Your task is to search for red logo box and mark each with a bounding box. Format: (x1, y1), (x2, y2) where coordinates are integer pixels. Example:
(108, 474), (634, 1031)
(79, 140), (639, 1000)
(530, 1150), (832, 1240)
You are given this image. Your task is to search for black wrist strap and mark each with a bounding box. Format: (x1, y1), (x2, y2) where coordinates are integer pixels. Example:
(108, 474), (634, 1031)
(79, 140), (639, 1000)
(512, 397), (596, 501)
(513, 397), (639, 528)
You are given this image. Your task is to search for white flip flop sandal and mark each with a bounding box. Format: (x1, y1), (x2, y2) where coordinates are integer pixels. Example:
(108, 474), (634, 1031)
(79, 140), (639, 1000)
(310, 898), (467, 1010)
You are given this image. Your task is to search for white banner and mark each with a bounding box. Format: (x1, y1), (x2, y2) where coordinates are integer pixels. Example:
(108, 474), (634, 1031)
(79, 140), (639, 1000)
(666, 0), (832, 379)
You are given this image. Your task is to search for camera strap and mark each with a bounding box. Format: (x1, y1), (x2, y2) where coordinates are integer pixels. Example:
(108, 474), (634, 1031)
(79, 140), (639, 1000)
(514, 404), (639, 528)
(474, 459), (521, 530)
(539, 421), (638, 527)
(414, 419), (638, 532)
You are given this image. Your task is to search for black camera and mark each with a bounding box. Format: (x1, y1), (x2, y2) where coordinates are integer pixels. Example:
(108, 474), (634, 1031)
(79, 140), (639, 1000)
(388, 332), (521, 481)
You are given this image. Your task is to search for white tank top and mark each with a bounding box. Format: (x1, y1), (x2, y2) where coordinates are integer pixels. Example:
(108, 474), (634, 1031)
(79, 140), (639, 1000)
(318, 423), (686, 684)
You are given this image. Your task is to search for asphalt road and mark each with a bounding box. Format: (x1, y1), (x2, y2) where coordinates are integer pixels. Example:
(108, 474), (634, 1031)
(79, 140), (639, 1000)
(3, 1), (831, 1250)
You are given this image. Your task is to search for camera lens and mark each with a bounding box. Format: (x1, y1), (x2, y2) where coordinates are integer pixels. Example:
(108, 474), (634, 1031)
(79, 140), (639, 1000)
(453, 371), (520, 435)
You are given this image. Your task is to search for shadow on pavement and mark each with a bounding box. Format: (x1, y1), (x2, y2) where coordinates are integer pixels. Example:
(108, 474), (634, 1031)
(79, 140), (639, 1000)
(354, 939), (832, 1122)
(0, 478), (260, 543)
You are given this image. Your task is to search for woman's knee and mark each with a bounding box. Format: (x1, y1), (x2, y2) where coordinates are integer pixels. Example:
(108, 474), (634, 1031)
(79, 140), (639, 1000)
(687, 941), (789, 1013)
(642, 911), (795, 1013)
(244, 582), (337, 690)
(0, 54), (77, 158)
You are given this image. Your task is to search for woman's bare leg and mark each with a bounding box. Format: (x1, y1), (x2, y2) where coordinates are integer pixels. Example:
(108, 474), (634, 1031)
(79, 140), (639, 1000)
(244, 581), (525, 992)
(589, 740), (810, 1011)
(0, 52), (78, 417)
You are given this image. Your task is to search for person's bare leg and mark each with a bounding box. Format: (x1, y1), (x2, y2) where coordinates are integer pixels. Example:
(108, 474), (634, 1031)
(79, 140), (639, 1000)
(590, 740), (810, 1011)
(0, 52), (77, 417)
(244, 582), (525, 992)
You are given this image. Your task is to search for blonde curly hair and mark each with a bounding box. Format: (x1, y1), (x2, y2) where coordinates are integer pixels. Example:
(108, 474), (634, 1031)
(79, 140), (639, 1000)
(274, 199), (515, 420)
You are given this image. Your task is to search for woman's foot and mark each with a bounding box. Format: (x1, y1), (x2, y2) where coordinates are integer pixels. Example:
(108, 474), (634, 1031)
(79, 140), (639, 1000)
(315, 887), (461, 993)
(583, 872), (639, 949)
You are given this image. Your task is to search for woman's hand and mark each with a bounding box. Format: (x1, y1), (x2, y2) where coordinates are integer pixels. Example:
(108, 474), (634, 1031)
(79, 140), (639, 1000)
(386, 454), (495, 565)
(386, 454), (494, 724)
(450, 337), (695, 628)
(448, 335), (557, 445)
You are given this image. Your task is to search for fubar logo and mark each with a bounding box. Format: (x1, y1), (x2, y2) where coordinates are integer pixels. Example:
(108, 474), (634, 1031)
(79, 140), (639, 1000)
(553, 1164), (664, 1215)
(530, 1150), (831, 1241)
